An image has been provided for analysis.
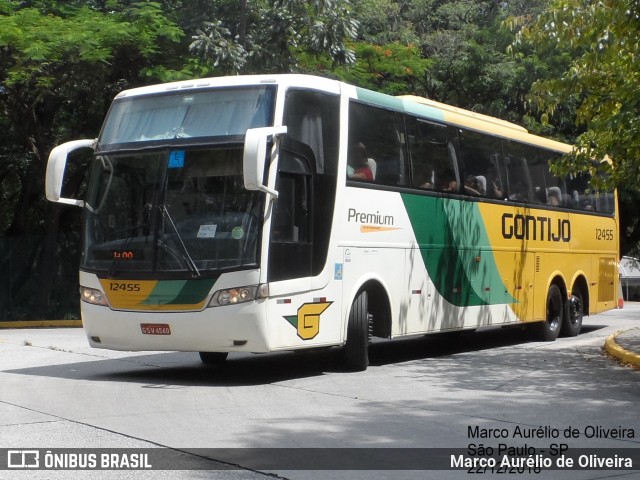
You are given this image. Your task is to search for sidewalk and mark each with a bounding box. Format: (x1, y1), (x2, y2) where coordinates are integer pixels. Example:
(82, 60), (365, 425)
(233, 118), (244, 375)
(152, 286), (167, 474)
(604, 327), (640, 368)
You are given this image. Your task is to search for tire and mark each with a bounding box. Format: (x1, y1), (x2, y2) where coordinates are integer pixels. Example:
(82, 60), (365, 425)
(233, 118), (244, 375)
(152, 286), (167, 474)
(199, 352), (228, 365)
(561, 290), (583, 337)
(343, 291), (372, 372)
(535, 284), (563, 342)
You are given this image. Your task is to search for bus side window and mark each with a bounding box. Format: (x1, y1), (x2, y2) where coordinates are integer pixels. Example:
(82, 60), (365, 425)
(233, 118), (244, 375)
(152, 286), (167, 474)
(536, 149), (566, 207)
(348, 101), (408, 187)
(408, 119), (457, 192)
(284, 89), (339, 176)
(457, 129), (505, 200)
(567, 171), (595, 212)
(502, 140), (537, 203)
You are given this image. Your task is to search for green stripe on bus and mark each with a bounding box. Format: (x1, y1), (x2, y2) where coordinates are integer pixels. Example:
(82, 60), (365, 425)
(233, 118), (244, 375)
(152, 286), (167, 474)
(401, 193), (516, 307)
(401, 99), (445, 122)
(172, 278), (217, 305)
(355, 87), (404, 110)
(142, 278), (217, 305)
(355, 87), (445, 122)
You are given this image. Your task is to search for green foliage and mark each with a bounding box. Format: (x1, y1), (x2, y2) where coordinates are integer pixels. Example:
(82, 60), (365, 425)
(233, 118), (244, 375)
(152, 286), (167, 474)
(301, 42), (431, 96)
(347, 0), (556, 126)
(0, 0), (365, 319)
(190, 20), (248, 73)
(188, 0), (359, 75)
(0, 1), (185, 319)
(2, 0), (640, 319)
(0, 3), (183, 84)
(515, 0), (640, 190)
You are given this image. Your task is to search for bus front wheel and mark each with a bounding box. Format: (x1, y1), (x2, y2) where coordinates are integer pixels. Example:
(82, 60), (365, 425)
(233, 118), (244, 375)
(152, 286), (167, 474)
(343, 291), (372, 372)
(535, 284), (563, 342)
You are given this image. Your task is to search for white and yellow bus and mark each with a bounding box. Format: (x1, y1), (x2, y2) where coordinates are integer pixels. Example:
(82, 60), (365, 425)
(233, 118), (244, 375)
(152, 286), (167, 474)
(46, 74), (618, 371)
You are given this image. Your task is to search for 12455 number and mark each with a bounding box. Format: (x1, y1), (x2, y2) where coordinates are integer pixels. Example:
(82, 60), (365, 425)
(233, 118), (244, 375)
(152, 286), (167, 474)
(109, 282), (141, 292)
(596, 228), (614, 241)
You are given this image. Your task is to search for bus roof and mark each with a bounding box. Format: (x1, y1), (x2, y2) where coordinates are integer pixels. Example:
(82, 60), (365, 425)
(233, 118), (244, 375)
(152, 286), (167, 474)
(398, 95), (528, 133)
(113, 73), (572, 155)
(113, 74), (342, 99)
(397, 94), (572, 154)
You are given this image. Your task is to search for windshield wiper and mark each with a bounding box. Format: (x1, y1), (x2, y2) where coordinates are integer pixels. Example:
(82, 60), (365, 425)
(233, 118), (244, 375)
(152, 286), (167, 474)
(161, 205), (201, 277)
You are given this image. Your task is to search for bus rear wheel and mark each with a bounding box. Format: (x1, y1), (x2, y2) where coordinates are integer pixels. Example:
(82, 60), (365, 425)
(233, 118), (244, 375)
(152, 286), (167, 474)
(535, 284), (563, 342)
(199, 352), (228, 365)
(343, 291), (372, 372)
(561, 290), (583, 337)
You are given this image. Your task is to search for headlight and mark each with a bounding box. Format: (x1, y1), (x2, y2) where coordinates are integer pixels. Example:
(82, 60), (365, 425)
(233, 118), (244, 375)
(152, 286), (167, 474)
(208, 284), (268, 307)
(80, 286), (109, 306)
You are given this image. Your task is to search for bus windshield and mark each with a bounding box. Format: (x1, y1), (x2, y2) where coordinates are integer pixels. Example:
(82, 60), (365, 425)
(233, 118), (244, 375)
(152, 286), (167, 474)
(98, 85), (276, 149)
(82, 147), (262, 277)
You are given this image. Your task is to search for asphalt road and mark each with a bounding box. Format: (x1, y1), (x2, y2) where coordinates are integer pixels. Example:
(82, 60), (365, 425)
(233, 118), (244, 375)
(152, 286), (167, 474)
(1, 304), (639, 480)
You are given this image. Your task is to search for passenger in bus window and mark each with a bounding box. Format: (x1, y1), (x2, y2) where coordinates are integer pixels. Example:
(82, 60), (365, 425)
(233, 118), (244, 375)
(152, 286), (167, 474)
(464, 175), (483, 196)
(348, 142), (374, 181)
(419, 172), (434, 189)
(474, 175), (487, 196)
(440, 178), (458, 192)
(494, 183), (505, 199)
(416, 164), (435, 189)
(581, 199), (594, 211)
(486, 167), (504, 199)
(547, 189), (561, 206)
(509, 182), (529, 202)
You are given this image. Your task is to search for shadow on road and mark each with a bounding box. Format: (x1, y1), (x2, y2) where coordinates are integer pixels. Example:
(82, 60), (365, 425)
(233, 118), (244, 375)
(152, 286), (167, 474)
(2, 323), (609, 389)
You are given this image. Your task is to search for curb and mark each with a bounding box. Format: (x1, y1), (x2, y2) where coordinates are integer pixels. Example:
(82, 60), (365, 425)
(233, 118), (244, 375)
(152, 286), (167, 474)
(0, 320), (82, 329)
(604, 331), (640, 368)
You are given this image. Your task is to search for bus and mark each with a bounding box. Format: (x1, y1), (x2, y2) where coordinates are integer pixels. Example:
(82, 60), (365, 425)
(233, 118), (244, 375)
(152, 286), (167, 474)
(45, 74), (619, 371)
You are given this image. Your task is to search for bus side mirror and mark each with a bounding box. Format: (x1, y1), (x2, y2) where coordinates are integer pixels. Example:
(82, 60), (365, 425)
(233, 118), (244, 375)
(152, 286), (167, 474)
(45, 139), (96, 207)
(243, 126), (287, 198)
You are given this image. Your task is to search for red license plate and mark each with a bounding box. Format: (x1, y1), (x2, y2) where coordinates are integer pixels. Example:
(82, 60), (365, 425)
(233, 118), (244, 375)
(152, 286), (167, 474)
(140, 323), (171, 335)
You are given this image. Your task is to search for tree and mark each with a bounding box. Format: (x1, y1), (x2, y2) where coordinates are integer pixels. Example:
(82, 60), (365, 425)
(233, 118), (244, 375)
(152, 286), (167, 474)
(514, 0), (640, 191)
(0, 1), (184, 319)
(0, 0), (362, 320)
(302, 42), (431, 96)
(189, 0), (359, 75)
(348, 0), (555, 125)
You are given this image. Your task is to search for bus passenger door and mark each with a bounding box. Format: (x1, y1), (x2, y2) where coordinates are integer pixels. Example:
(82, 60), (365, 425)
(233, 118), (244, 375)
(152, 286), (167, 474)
(268, 146), (313, 282)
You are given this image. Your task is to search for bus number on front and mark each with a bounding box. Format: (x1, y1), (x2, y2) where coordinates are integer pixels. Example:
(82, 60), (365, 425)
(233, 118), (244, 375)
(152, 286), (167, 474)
(109, 282), (141, 292)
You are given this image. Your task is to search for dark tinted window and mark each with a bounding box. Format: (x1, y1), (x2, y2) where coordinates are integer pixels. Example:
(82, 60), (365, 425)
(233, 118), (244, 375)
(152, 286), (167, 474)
(502, 140), (536, 203)
(457, 129), (505, 199)
(284, 90), (339, 175)
(348, 102), (408, 187)
(532, 149), (566, 207)
(269, 89), (341, 281)
(408, 119), (459, 192)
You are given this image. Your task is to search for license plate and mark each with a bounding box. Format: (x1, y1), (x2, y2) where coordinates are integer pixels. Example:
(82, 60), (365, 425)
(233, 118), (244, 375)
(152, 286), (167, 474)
(140, 323), (171, 335)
